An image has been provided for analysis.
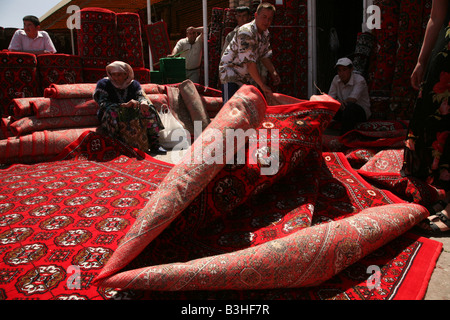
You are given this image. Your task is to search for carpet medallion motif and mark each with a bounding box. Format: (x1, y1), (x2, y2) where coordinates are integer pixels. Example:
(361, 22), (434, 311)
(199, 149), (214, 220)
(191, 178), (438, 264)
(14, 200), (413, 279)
(0, 88), (443, 300)
(0, 131), (173, 300)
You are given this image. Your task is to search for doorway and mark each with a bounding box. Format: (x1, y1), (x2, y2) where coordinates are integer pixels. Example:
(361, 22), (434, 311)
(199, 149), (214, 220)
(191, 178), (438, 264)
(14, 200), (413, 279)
(315, 0), (364, 93)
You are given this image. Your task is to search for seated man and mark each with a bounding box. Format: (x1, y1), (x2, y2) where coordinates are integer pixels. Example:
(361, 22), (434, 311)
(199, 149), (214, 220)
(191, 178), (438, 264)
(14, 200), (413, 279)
(8, 15), (57, 54)
(328, 57), (371, 134)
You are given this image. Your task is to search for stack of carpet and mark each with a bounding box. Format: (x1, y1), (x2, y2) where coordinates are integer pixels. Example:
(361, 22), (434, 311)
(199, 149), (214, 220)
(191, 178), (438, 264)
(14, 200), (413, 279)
(77, 8), (149, 84)
(0, 9), (152, 117)
(0, 83), (99, 165)
(0, 51), (40, 116)
(0, 51), (86, 117)
(0, 80), (223, 166)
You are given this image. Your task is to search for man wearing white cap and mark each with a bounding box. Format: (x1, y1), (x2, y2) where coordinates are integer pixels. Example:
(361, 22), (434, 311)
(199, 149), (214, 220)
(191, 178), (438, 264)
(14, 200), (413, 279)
(328, 57), (371, 134)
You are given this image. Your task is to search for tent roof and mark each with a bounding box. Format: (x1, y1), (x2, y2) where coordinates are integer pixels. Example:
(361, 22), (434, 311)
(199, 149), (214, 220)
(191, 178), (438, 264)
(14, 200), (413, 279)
(40, 0), (166, 30)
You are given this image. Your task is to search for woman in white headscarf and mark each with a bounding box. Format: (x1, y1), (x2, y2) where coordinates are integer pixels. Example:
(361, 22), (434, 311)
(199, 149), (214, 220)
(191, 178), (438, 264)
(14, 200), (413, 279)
(93, 61), (165, 154)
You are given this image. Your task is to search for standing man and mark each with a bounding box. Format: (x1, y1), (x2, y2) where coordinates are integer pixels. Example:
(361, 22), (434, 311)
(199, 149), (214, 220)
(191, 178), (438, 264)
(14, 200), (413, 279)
(328, 57), (371, 134)
(219, 2), (280, 103)
(221, 6), (251, 56)
(170, 26), (204, 84)
(8, 15), (57, 54)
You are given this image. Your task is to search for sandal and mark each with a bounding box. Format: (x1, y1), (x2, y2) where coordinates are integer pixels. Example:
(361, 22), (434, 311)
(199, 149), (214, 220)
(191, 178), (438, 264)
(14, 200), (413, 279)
(419, 209), (450, 235)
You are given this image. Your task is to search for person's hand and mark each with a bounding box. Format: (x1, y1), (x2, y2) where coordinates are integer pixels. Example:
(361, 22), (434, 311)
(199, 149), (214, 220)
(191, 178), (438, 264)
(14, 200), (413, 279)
(121, 100), (139, 108)
(411, 63), (425, 90)
(270, 71), (281, 86)
(344, 97), (357, 105)
(120, 101), (131, 108)
(261, 84), (274, 98)
(339, 100), (346, 110)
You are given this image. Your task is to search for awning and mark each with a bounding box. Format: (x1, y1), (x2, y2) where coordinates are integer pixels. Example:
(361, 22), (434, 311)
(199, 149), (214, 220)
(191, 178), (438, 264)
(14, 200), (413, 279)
(40, 0), (166, 30)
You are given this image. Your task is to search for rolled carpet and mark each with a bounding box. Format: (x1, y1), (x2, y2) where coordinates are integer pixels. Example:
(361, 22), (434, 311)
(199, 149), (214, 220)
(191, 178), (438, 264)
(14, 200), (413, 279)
(97, 203), (428, 290)
(94, 85), (268, 284)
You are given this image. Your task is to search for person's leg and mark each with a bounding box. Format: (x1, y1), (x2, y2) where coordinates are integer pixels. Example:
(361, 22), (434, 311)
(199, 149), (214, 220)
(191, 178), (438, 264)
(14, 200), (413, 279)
(420, 201), (450, 234)
(340, 103), (367, 134)
(333, 108), (343, 121)
(221, 82), (240, 104)
(187, 69), (200, 84)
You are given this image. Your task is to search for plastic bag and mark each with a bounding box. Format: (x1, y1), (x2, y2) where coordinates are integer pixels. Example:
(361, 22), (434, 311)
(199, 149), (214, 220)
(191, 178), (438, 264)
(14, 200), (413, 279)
(158, 104), (190, 149)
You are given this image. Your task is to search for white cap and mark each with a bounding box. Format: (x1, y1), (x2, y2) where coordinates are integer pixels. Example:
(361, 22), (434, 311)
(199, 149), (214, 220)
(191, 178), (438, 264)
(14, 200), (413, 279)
(335, 57), (353, 67)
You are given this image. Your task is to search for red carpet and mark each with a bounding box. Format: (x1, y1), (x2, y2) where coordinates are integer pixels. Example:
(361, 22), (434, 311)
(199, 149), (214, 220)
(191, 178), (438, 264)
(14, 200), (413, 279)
(0, 128), (95, 165)
(145, 21), (172, 69)
(77, 8), (117, 70)
(0, 51), (40, 116)
(0, 131), (441, 300)
(357, 149), (444, 206)
(116, 12), (145, 68)
(10, 114), (98, 136)
(37, 54), (84, 90)
(0, 131), (173, 300)
(338, 120), (409, 149)
(0, 87), (442, 300)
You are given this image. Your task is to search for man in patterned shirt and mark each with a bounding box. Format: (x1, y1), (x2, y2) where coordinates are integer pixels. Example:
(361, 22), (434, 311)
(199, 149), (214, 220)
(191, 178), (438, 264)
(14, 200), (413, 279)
(219, 2), (280, 103)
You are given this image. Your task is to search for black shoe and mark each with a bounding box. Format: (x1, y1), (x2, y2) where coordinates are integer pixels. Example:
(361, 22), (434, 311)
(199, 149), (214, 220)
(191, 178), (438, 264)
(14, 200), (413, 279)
(151, 146), (167, 155)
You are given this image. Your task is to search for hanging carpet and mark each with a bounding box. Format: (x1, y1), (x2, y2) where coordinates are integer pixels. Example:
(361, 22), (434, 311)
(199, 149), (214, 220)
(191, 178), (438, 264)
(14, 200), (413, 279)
(145, 21), (172, 69)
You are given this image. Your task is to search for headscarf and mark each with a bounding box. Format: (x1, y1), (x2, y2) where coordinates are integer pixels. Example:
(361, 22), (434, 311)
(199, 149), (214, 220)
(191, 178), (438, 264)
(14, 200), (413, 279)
(106, 61), (135, 90)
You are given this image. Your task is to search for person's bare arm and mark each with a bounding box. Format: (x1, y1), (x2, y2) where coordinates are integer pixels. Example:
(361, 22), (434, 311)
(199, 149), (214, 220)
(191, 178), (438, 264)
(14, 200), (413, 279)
(247, 61), (273, 97)
(261, 57), (281, 86)
(192, 26), (204, 34)
(411, 0), (448, 90)
(193, 26), (205, 42)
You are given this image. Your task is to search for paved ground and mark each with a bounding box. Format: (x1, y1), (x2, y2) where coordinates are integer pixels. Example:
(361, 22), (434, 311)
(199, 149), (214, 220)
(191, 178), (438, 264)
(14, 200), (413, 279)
(153, 150), (449, 300)
(417, 231), (450, 300)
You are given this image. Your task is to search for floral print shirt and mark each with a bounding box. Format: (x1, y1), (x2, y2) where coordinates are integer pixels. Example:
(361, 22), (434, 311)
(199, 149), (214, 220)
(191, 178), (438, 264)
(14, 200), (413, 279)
(219, 20), (272, 86)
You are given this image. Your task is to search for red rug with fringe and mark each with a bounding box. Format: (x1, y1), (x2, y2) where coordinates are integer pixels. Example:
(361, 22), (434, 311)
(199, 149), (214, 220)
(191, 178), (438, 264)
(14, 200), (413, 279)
(0, 131), (442, 300)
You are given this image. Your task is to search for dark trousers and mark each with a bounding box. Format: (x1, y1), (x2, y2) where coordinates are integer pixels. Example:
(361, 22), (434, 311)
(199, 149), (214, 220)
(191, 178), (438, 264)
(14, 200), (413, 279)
(221, 82), (241, 104)
(333, 102), (367, 135)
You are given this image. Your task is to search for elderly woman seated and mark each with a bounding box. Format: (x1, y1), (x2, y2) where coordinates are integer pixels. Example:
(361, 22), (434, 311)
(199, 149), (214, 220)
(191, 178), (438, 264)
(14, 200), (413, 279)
(93, 61), (166, 154)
